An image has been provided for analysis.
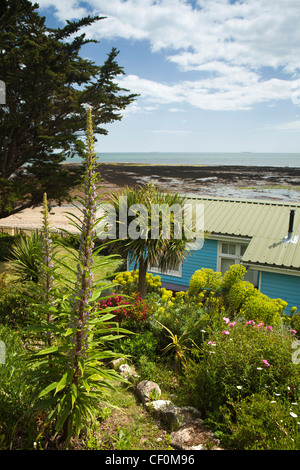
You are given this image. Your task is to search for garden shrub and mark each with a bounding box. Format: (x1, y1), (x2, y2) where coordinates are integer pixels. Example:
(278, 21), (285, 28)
(226, 280), (256, 313)
(221, 264), (246, 294)
(54, 233), (80, 249)
(114, 270), (161, 295)
(220, 393), (300, 450)
(112, 330), (158, 364)
(239, 291), (286, 326)
(188, 268), (223, 299)
(0, 325), (32, 447)
(147, 290), (198, 349)
(96, 292), (149, 331)
(181, 319), (300, 417)
(0, 276), (38, 328)
(187, 264), (287, 328)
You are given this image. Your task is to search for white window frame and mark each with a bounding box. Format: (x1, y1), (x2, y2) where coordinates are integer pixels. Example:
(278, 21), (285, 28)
(217, 238), (259, 287)
(149, 261), (183, 278)
(217, 241), (248, 271)
(218, 240), (246, 271)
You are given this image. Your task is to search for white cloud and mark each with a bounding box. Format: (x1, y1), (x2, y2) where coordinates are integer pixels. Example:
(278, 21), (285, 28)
(276, 120), (300, 131)
(37, 0), (300, 111)
(118, 73), (300, 111)
(169, 108), (185, 113)
(38, 0), (300, 71)
(37, 0), (88, 20)
(121, 102), (158, 116)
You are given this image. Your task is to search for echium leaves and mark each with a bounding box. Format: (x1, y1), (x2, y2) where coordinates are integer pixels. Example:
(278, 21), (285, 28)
(68, 107), (98, 376)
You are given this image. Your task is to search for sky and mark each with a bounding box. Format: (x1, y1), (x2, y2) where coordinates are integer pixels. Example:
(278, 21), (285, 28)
(35, 0), (300, 154)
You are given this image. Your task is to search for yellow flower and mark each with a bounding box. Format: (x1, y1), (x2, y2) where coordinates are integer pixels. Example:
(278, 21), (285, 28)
(175, 291), (185, 299)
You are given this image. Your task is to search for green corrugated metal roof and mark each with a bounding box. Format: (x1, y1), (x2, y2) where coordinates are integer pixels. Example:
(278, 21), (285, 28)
(186, 196), (300, 271)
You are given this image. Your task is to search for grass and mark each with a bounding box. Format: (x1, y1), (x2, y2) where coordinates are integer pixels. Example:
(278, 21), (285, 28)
(84, 382), (173, 451)
(53, 245), (122, 285)
(0, 245), (123, 287)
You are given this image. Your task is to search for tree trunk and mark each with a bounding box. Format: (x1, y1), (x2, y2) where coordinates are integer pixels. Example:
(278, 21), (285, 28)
(138, 257), (147, 299)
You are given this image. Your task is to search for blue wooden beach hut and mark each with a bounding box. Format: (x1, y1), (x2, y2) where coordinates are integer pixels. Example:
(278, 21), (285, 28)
(128, 196), (300, 310)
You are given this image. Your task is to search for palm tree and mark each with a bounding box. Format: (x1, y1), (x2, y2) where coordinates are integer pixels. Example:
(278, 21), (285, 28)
(106, 183), (196, 299)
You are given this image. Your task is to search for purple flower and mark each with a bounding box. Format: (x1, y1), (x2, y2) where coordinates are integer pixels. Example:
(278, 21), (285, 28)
(262, 359), (270, 367)
(68, 108), (99, 367)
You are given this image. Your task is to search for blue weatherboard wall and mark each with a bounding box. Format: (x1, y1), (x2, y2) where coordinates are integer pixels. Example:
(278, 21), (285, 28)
(260, 271), (300, 311)
(128, 238), (218, 289)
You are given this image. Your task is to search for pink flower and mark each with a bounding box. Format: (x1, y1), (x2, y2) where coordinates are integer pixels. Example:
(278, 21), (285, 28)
(265, 325), (273, 331)
(290, 329), (297, 335)
(223, 317), (230, 324)
(229, 321), (236, 327)
(262, 359), (270, 367)
(246, 320), (255, 325)
(207, 341), (216, 345)
(221, 330), (230, 335)
(254, 322), (264, 328)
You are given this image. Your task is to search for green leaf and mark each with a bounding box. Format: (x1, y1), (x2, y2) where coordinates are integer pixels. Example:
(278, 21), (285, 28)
(55, 372), (69, 395)
(90, 289), (102, 302)
(38, 381), (59, 398)
(34, 345), (60, 356)
(55, 402), (72, 434)
(71, 383), (78, 408)
(74, 406), (82, 437)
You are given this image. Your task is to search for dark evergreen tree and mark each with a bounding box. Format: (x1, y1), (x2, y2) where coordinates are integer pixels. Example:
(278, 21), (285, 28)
(0, 0), (137, 218)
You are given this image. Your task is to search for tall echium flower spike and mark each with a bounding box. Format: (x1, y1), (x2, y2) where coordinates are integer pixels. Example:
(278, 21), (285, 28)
(41, 192), (55, 346)
(69, 107), (98, 383)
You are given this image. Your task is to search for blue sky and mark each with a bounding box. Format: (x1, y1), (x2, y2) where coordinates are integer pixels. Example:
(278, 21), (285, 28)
(36, 0), (300, 153)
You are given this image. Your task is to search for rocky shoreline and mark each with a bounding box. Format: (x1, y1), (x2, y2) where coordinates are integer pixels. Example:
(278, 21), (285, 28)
(1, 163), (299, 233)
(95, 163), (300, 202)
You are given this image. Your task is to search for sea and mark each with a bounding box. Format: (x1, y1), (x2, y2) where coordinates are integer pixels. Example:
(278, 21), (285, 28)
(86, 152), (300, 167)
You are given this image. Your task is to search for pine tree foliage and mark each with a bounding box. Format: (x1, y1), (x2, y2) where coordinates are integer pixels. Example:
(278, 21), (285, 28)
(0, 0), (137, 218)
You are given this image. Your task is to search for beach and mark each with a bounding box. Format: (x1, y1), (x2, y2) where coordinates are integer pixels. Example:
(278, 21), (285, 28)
(95, 163), (300, 201)
(1, 163), (300, 233)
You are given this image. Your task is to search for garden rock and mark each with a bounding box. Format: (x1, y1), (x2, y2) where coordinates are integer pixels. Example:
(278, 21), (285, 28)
(119, 363), (131, 376)
(119, 363), (140, 381)
(110, 357), (127, 370)
(145, 400), (173, 416)
(171, 423), (222, 451)
(159, 405), (202, 431)
(136, 380), (161, 403)
(110, 359), (140, 383)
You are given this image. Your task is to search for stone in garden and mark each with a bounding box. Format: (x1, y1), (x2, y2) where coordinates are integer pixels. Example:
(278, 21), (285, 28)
(119, 363), (131, 375)
(110, 357), (127, 370)
(171, 423), (222, 450)
(159, 405), (202, 431)
(136, 380), (161, 403)
(145, 399), (173, 416)
(118, 363), (140, 382)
